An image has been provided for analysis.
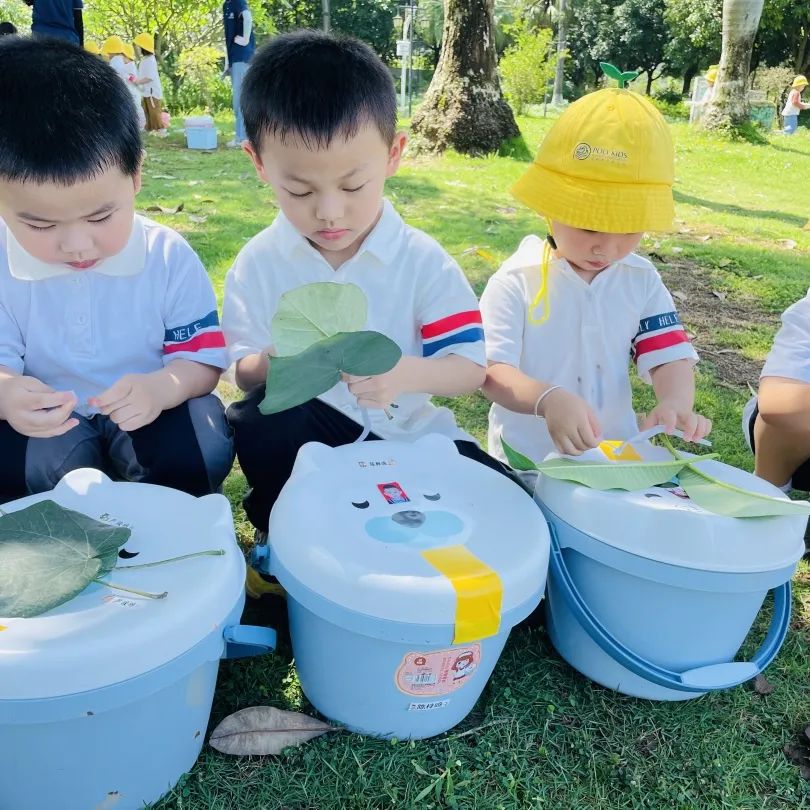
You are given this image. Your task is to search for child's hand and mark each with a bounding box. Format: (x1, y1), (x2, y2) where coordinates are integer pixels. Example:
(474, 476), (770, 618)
(0, 376), (78, 438)
(642, 401), (712, 443)
(542, 388), (602, 455)
(343, 357), (415, 410)
(89, 373), (167, 432)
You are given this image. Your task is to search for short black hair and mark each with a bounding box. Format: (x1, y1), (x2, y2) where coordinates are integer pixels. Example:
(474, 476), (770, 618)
(0, 22), (17, 35)
(0, 37), (141, 184)
(242, 30), (397, 150)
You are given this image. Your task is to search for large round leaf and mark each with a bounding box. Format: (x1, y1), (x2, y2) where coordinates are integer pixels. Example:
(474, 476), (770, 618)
(272, 282), (367, 357)
(0, 500), (131, 618)
(260, 330), (402, 415)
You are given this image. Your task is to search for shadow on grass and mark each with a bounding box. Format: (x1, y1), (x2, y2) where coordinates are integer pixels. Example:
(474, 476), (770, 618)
(673, 190), (807, 229)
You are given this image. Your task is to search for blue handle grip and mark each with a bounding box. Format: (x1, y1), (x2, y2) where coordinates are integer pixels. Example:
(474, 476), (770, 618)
(548, 524), (792, 693)
(223, 624), (277, 660)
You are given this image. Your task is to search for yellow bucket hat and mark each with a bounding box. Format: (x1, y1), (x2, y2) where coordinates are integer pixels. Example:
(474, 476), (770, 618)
(511, 86), (675, 234)
(121, 43), (135, 60)
(706, 65), (718, 84)
(101, 36), (125, 55)
(792, 75), (808, 89)
(133, 33), (154, 53)
(84, 41), (101, 55)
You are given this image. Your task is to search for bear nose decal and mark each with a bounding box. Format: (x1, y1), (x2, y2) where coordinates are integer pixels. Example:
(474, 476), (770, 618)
(392, 510), (425, 527)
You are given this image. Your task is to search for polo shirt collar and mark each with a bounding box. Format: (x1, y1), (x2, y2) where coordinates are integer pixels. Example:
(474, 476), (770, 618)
(273, 198), (405, 267)
(7, 214), (147, 281)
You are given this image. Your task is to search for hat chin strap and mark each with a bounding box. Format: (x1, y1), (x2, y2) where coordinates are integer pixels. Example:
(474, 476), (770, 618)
(528, 220), (555, 326)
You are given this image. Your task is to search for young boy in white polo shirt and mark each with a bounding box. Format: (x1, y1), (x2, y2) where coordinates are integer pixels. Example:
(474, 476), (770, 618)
(480, 84), (711, 463)
(0, 37), (233, 502)
(221, 31), (510, 533)
(744, 290), (810, 494)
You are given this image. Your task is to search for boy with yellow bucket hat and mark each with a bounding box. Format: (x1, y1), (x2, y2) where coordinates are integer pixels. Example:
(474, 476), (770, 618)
(781, 75), (809, 135)
(480, 74), (711, 463)
(133, 33), (166, 134)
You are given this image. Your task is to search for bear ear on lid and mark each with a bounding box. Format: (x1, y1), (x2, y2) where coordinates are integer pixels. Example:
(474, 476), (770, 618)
(412, 433), (459, 457)
(293, 441), (336, 476)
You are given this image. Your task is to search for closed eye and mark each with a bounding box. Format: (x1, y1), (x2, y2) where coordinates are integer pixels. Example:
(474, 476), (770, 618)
(424, 493), (441, 501)
(286, 189), (312, 199)
(352, 500), (370, 509)
(344, 183), (367, 193)
(88, 214), (113, 224)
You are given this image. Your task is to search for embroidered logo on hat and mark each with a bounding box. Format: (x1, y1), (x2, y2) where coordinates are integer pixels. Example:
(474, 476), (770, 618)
(573, 143), (591, 160)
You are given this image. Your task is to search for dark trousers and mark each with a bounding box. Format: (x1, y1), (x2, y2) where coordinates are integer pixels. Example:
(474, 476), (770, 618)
(0, 395), (233, 504)
(227, 385), (518, 532)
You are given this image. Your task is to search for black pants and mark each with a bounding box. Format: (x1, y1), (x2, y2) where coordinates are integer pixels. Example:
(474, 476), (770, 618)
(227, 386), (519, 532)
(0, 395), (233, 504)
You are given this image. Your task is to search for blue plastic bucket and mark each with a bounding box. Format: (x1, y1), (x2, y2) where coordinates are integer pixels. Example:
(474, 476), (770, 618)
(268, 435), (550, 738)
(535, 456), (806, 700)
(0, 470), (276, 810)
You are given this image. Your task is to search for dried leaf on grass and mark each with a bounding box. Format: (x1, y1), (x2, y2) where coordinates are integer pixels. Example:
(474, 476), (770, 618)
(209, 707), (336, 756)
(778, 239), (797, 250)
(783, 724), (810, 780)
(750, 673), (774, 695)
(145, 203), (184, 215)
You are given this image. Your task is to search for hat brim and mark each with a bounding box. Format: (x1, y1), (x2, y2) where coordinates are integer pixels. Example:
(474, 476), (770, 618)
(511, 162), (675, 233)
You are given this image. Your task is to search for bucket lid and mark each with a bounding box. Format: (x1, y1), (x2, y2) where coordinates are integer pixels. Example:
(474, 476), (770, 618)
(536, 446), (806, 573)
(184, 115), (214, 127)
(268, 434), (550, 632)
(0, 469), (245, 700)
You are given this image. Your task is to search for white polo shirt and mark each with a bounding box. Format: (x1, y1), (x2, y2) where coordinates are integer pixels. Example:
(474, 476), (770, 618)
(0, 215), (227, 417)
(137, 54), (163, 100)
(761, 289), (810, 382)
(480, 235), (698, 463)
(221, 200), (485, 442)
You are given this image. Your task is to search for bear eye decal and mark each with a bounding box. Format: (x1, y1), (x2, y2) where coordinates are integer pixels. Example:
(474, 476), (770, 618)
(352, 500), (370, 509)
(423, 493), (441, 501)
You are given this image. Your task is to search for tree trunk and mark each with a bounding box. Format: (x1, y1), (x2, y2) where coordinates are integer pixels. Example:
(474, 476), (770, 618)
(646, 70), (653, 95)
(551, 0), (567, 105)
(682, 64), (698, 97)
(411, 0), (519, 154)
(703, 0), (764, 130)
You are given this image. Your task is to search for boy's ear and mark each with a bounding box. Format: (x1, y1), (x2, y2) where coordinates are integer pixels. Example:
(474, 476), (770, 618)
(243, 141), (269, 183)
(386, 131), (408, 178)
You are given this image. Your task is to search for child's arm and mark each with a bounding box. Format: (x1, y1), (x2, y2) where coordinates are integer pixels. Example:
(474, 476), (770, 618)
(235, 350), (272, 391)
(90, 360), (219, 433)
(482, 363), (601, 455)
(0, 365), (79, 438)
(345, 354), (484, 408)
(642, 359), (711, 442)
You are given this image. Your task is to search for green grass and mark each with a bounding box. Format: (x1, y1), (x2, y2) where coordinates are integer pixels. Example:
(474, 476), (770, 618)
(145, 117), (810, 809)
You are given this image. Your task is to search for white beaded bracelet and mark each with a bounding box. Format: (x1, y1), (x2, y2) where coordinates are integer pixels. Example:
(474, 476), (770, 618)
(534, 385), (564, 419)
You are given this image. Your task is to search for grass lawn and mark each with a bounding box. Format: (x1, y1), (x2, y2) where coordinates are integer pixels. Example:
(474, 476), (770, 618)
(143, 115), (810, 809)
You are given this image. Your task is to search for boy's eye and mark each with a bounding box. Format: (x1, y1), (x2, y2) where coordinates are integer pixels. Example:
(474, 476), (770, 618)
(286, 189), (312, 199)
(25, 223), (54, 231)
(88, 214), (113, 224)
(343, 183), (367, 193)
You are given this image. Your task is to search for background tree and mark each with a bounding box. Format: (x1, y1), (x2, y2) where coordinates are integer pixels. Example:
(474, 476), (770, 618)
(411, 0), (519, 154)
(703, 0), (764, 129)
(0, 0), (29, 31)
(499, 19), (557, 113)
(664, 0), (722, 95)
(612, 0), (669, 94)
(753, 0), (810, 77)
(566, 0), (620, 86)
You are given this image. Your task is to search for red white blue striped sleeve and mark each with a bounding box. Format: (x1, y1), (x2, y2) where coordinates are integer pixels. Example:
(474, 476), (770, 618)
(632, 299), (698, 381)
(421, 309), (485, 358)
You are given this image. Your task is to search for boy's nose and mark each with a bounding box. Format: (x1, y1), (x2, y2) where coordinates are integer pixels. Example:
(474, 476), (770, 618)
(316, 194), (345, 224)
(59, 228), (94, 255)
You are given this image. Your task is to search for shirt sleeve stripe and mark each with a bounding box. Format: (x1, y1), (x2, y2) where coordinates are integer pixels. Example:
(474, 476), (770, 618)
(633, 329), (690, 358)
(422, 326), (485, 357)
(421, 309), (483, 339)
(164, 331), (226, 355)
(635, 311), (681, 337)
(164, 310), (220, 344)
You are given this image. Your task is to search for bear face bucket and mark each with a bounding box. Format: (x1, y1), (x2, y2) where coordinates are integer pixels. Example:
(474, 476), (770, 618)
(0, 468), (276, 810)
(536, 452), (806, 701)
(266, 434), (550, 739)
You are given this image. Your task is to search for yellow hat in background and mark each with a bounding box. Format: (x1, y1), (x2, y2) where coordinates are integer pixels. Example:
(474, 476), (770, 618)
(792, 75), (808, 89)
(511, 87), (675, 233)
(133, 33), (154, 53)
(84, 41), (101, 55)
(706, 65), (718, 84)
(121, 43), (135, 60)
(101, 36), (125, 55)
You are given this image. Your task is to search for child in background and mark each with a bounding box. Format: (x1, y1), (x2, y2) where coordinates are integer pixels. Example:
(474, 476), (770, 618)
(480, 84), (711, 464)
(0, 37), (233, 502)
(781, 75), (809, 135)
(121, 42), (146, 131)
(102, 37), (145, 130)
(134, 33), (166, 136)
(221, 31), (515, 535)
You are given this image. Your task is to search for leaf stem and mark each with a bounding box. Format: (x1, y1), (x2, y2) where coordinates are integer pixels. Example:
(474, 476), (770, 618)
(115, 549), (225, 570)
(94, 579), (168, 599)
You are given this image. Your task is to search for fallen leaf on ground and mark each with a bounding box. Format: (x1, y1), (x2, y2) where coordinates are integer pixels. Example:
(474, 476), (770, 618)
(496, 206), (517, 215)
(188, 214), (208, 224)
(209, 706), (336, 756)
(145, 203), (184, 215)
(671, 247), (684, 254)
(151, 174), (176, 180)
(712, 290), (727, 301)
(717, 257), (732, 268)
(778, 239), (797, 250)
(751, 674), (774, 695)
(672, 290), (687, 303)
(698, 234), (712, 242)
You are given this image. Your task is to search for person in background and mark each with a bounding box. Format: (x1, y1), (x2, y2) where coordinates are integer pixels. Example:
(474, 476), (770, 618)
(134, 33), (166, 136)
(84, 40), (101, 56)
(781, 75), (809, 135)
(24, 0), (82, 45)
(0, 22), (17, 36)
(103, 37), (146, 131)
(222, 0), (255, 148)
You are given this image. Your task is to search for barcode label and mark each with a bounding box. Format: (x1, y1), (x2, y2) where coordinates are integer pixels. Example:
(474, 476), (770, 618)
(408, 700), (450, 712)
(413, 672), (437, 685)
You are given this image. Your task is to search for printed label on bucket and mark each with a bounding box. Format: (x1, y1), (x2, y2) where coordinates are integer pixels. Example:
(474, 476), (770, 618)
(395, 645), (481, 696)
(408, 700), (450, 712)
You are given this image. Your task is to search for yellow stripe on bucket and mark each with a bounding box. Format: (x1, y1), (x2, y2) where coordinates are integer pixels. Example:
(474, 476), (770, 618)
(599, 440), (642, 462)
(421, 545), (503, 644)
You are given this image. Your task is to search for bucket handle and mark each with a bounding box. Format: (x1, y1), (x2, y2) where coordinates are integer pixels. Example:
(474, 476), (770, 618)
(222, 625), (277, 660)
(548, 524), (792, 693)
